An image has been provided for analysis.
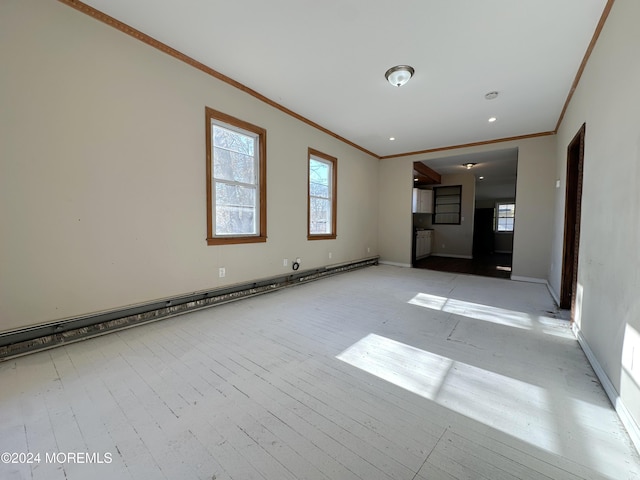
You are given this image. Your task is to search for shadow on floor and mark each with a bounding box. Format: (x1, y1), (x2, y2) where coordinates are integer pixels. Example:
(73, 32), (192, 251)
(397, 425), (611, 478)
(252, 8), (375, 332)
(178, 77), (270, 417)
(413, 253), (513, 279)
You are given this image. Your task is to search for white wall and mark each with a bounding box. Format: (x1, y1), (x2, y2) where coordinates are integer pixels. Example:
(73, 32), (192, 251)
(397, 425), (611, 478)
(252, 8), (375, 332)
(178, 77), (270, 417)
(512, 137), (557, 280)
(378, 159), (413, 267)
(549, 0), (640, 433)
(378, 136), (556, 279)
(430, 173), (476, 258)
(0, 0), (379, 331)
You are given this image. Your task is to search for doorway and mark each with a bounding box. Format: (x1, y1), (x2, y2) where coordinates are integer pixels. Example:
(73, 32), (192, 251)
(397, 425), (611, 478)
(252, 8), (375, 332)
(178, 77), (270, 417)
(560, 123), (586, 313)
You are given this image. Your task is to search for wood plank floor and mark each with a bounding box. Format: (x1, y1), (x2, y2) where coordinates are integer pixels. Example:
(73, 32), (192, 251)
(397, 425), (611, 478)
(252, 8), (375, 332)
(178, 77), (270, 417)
(414, 253), (513, 279)
(1, 265), (639, 479)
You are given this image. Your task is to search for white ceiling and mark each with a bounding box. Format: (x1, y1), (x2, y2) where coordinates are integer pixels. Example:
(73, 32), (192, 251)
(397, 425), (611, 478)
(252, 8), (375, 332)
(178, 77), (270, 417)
(80, 0), (606, 158)
(418, 148), (518, 202)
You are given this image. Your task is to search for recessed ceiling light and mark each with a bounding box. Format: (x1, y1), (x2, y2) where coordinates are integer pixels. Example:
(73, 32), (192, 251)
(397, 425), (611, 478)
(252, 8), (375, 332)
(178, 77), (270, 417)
(488, 117), (497, 122)
(479, 176), (485, 180)
(485, 91), (499, 100)
(389, 137), (395, 141)
(414, 178), (418, 182)
(463, 162), (477, 169)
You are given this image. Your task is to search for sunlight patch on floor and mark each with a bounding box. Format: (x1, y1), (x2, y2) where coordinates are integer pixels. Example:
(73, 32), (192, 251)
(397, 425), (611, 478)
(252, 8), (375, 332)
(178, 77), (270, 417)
(409, 292), (532, 329)
(408, 292), (571, 338)
(337, 333), (561, 453)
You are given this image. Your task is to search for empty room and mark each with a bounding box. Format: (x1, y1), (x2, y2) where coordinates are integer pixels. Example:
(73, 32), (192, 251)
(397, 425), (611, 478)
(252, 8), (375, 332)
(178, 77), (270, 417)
(2, 0), (640, 479)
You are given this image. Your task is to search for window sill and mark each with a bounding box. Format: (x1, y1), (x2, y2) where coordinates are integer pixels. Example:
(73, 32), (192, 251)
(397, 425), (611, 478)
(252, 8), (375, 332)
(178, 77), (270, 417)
(207, 235), (267, 246)
(307, 234), (337, 241)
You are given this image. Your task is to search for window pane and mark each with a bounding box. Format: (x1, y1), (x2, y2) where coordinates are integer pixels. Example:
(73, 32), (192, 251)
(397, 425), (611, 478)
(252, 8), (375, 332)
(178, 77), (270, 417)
(310, 182), (329, 198)
(310, 158), (330, 198)
(497, 217), (514, 232)
(213, 148), (255, 184)
(310, 197), (330, 234)
(498, 203), (515, 217)
(215, 182), (256, 235)
(310, 159), (329, 186)
(215, 182), (256, 207)
(213, 125), (254, 155)
(216, 206), (256, 235)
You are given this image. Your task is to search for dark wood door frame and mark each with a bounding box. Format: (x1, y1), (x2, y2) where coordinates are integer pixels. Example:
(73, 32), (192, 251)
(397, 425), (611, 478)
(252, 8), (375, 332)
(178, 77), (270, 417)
(560, 123), (586, 315)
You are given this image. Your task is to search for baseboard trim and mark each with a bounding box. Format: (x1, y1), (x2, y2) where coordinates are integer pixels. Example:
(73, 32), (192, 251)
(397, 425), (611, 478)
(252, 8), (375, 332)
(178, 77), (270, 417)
(0, 256), (380, 361)
(546, 283), (560, 306)
(573, 323), (640, 453)
(510, 275), (547, 284)
(511, 276), (561, 306)
(430, 253), (473, 259)
(378, 261), (412, 268)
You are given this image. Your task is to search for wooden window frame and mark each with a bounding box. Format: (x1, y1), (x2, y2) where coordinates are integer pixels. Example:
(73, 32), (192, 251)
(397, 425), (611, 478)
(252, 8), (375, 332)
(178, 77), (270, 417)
(307, 148), (337, 240)
(205, 107), (267, 245)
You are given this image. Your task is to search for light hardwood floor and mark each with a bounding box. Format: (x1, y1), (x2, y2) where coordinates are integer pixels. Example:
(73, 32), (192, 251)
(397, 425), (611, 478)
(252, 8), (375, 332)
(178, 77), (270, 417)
(1, 265), (639, 479)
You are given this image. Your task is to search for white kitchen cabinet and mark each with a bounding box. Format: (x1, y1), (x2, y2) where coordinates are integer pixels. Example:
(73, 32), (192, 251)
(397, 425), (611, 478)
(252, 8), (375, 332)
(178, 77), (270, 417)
(415, 229), (433, 259)
(412, 188), (433, 213)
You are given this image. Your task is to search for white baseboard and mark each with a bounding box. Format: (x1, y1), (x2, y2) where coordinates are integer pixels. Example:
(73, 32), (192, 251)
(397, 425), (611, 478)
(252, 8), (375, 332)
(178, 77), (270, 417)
(546, 283), (560, 305)
(510, 276), (561, 306)
(511, 275), (547, 284)
(378, 261), (412, 268)
(430, 253), (473, 259)
(573, 323), (640, 454)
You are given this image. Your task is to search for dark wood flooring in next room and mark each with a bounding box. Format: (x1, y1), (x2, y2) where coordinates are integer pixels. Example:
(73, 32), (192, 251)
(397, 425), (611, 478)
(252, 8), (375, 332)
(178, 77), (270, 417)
(414, 253), (513, 279)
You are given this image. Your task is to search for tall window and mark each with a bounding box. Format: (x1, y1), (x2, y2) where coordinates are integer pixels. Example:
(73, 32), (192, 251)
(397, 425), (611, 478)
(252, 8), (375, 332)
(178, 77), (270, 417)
(206, 107), (266, 245)
(308, 148), (337, 240)
(495, 202), (516, 232)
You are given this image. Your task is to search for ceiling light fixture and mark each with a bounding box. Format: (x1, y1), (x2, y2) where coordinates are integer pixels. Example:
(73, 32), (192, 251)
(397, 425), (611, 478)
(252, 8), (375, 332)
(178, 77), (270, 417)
(488, 117), (497, 122)
(389, 137), (395, 141)
(485, 91), (499, 100)
(463, 162), (477, 169)
(385, 65), (415, 87)
(479, 176), (485, 180)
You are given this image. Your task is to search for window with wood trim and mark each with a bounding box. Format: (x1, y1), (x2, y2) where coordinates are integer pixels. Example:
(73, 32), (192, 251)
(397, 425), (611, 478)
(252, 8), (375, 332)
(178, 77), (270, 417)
(433, 185), (462, 225)
(308, 148), (337, 240)
(206, 107), (266, 245)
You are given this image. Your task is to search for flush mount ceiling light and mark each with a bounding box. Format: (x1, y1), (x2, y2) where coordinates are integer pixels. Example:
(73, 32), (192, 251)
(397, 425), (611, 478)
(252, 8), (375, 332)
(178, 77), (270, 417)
(488, 117), (497, 122)
(463, 162), (477, 169)
(385, 65), (415, 87)
(485, 91), (499, 100)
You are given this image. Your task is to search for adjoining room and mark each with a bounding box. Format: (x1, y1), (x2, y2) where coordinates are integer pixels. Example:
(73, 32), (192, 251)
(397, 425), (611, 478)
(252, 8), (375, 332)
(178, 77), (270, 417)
(412, 149), (518, 279)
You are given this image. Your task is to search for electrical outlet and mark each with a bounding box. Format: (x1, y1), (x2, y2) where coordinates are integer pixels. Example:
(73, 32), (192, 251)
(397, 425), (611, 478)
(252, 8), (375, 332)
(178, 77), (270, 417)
(283, 258), (288, 266)
(329, 252), (332, 259)
(367, 247), (371, 253)
(219, 267), (225, 278)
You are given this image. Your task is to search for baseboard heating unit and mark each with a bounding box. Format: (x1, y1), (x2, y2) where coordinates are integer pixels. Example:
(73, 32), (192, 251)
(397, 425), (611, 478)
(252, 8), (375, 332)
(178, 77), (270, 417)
(0, 256), (379, 361)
